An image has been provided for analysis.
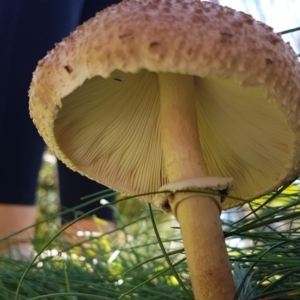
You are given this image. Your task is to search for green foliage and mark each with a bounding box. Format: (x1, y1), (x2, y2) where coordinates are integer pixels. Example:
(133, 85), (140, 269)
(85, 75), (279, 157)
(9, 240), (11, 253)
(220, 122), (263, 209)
(226, 183), (300, 300)
(1, 153), (300, 299)
(0, 200), (189, 299)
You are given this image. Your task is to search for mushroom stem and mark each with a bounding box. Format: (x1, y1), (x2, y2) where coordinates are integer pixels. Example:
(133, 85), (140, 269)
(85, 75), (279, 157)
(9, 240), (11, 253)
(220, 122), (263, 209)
(158, 73), (235, 300)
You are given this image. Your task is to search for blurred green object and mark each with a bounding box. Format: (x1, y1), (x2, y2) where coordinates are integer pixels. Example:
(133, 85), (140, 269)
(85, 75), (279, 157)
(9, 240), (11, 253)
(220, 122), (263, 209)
(1, 151), (300, 299)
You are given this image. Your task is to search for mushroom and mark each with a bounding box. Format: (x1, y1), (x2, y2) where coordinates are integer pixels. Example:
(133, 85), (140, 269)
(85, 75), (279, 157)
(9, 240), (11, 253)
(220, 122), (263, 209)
(29, 1), (300, 299)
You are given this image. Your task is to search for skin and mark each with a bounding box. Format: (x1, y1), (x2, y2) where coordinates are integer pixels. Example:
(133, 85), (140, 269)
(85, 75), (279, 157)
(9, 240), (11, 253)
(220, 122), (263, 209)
(0, 204), (35, 255)
(0, 204), (114, 257)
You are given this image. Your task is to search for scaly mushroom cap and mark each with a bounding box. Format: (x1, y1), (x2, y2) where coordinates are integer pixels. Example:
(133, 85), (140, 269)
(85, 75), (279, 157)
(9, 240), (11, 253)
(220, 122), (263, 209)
(29, 0), (300, 209)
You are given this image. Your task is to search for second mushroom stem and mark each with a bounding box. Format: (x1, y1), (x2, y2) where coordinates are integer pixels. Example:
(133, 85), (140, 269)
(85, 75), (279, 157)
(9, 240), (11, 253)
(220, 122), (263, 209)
(158, 73), (235, 300)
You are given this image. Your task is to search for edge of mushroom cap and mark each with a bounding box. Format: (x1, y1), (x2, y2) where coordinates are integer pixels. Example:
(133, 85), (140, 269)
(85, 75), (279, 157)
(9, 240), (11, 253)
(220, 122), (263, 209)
(29, 0), (300, 209)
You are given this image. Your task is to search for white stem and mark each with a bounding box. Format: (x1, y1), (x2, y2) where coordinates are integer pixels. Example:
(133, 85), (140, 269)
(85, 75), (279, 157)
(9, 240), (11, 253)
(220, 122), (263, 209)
(159, 73), (208, 181)
(158, 72), (235, 300)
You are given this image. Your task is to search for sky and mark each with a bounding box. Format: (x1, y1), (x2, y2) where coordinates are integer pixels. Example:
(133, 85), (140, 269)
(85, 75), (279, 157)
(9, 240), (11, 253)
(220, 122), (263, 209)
(217, 0), (300, 53)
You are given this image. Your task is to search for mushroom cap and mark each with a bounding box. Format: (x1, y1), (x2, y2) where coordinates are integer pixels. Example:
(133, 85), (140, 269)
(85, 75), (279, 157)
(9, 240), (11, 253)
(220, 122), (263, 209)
(29, 0), (300, 210)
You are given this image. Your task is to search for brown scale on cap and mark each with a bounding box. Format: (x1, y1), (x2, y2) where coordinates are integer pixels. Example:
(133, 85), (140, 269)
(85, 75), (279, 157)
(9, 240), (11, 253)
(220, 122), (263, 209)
(30, 0), (300, 210)
(29, 1), (300, 299)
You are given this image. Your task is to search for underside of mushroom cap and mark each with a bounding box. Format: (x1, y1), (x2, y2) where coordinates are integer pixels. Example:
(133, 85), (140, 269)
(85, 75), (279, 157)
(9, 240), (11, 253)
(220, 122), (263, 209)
(29, 0), (300, 210)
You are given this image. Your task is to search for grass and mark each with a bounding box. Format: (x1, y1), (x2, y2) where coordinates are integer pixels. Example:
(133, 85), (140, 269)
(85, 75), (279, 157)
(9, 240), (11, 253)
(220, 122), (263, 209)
(1, 155), (300, 299)
(0, 196), (190, 300)
(1, 183), (300, 299)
